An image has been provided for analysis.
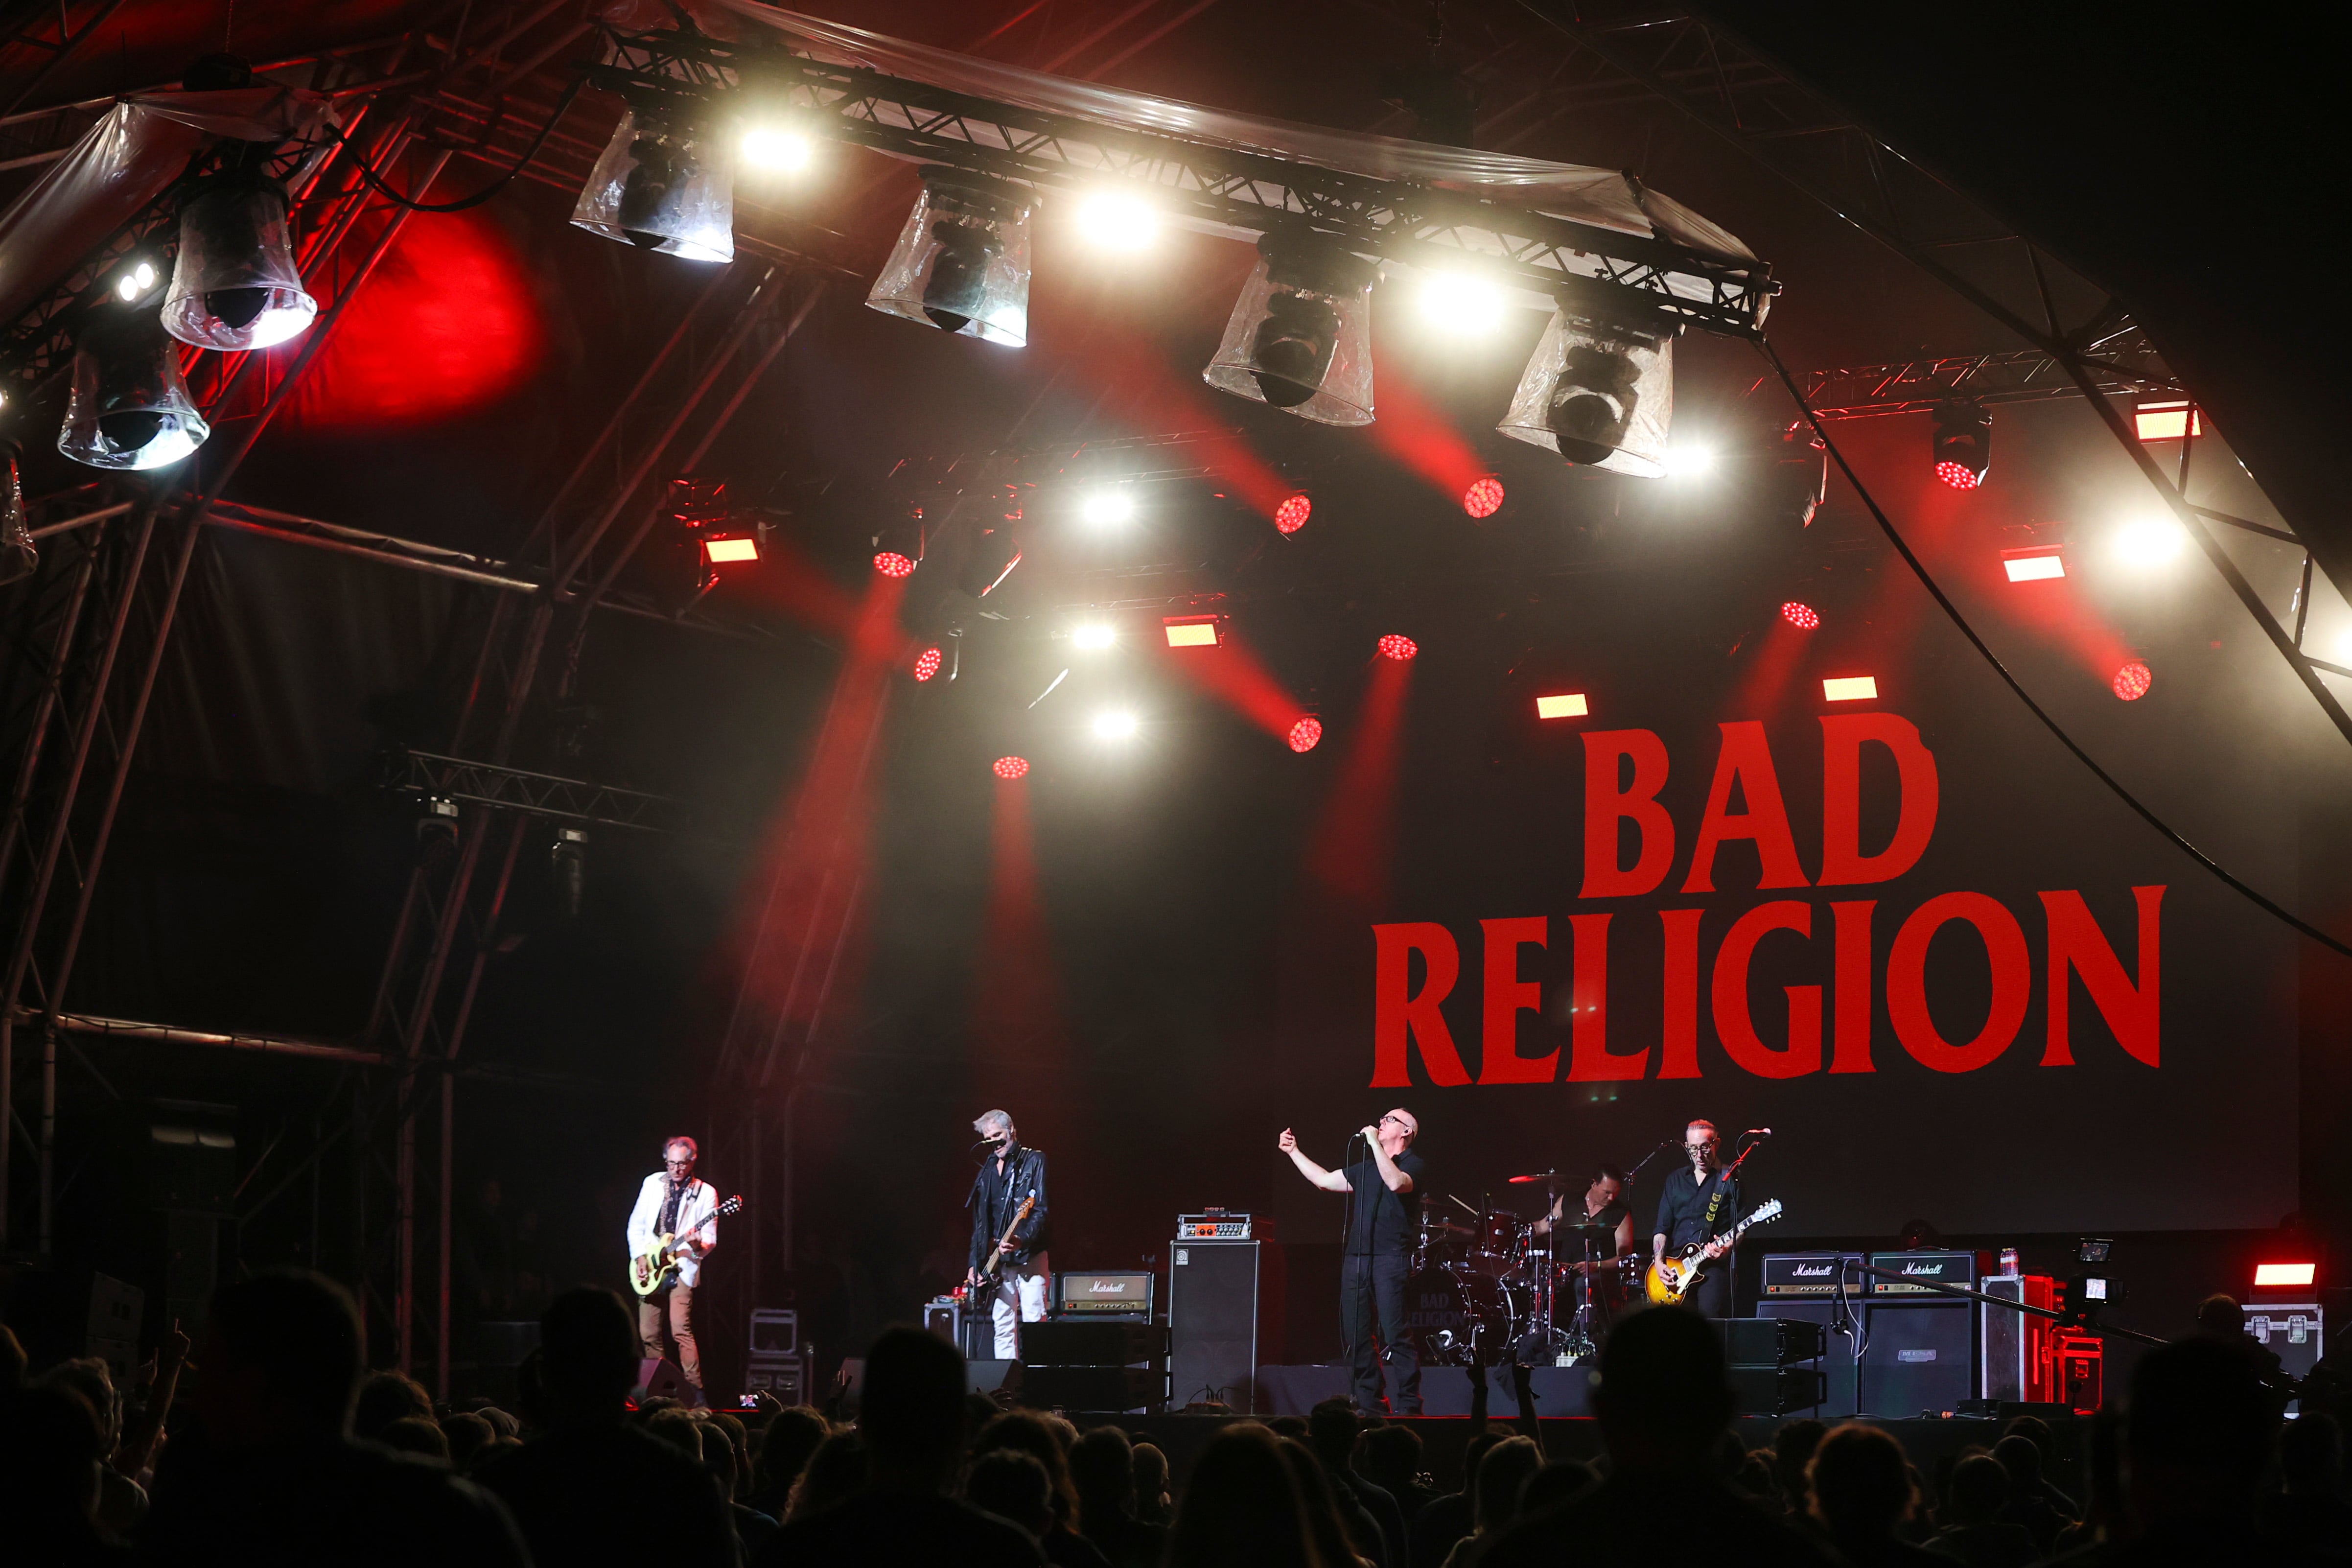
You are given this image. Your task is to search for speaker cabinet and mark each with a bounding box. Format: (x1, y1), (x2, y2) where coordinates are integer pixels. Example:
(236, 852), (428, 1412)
(1020, 1365), (1164, 1412)
(1861, 1302), (1975, 1416)
(1758, 1300), (1858, 1416)
(634, 1357), (690, 1404)
(1719, 1315), (1827, 1366)
(1019, 1322), (1169, 1367)
(1170, 1239), (1264, 1412)
(1729, 1365), (1828, 1416)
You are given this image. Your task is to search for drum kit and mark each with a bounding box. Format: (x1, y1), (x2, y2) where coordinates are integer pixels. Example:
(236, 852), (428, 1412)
(1404, 1170), (1635, 1367)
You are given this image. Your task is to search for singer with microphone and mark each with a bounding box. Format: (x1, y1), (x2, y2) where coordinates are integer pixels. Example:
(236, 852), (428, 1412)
(967, 1109), (1050, 1358)
(1278, 1110), (1423, 1415)
(1651, 1119), (1745, 1318)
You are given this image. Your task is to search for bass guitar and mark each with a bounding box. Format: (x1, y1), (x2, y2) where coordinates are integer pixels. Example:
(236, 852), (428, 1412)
(630, 1194), (742, 1298)
(972, 1194), (1036, 1296)
(1645, 1198), (1784, 1305)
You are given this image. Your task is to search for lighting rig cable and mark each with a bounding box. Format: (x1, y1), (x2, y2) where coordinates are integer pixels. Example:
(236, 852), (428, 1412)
(319, 76), (587, 214)
(1754, 334), (2352, 963)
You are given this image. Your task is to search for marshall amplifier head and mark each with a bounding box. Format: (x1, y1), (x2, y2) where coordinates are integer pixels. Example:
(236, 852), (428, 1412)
(1056, 1270), (1155, 1318)
(1869, 1250), (1979, 1297)
(1762, 1253), (1849, 1297)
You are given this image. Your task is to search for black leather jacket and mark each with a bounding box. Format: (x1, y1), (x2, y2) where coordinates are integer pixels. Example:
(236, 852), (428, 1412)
(968, 1143), (1050, 1269)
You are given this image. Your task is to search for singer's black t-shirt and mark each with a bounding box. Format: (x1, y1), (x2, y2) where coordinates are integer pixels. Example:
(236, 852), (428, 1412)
(1343, 1149), (1425, 1257)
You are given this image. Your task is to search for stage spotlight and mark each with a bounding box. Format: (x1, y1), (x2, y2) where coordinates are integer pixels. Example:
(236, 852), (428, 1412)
(1091, 709), (1139, 740)
(1496, 293), (1677, 474)
(740, 124), (815, 172)
(1416, 270), (1507, 335)
(913, 646), (943, 681)
(1072, 623), (1116, 651)
(1822, 676), (1878, 702)
(1202, 232), (1376, 425)
(112, 258), (159, 304)
(551, 826), (587, 918)
(1, 441), (34, 587)
(1377, 633), (1418, 661)
(1275, 492), (1312, 534)
(58, 304), (210, 469)
(1535, 693), (1589, 719)
(1932, 400), (1992, 490)
(1072, 187), (1159, 251)
(1287, 716), (1324, 753)
(1462, 477), (1505, 518)
(2111, 515), (2185, 566)
(873, 550), (916, 578)
(2133, 398), (2203, 443)
(993, 755), (1030, 780)
(2112, 661), (2153, 701)
(2002, 546), (2065, 582)
(1781, 602), (1820, 630)
(868, 167), (1033, 345)
(1163, 615), (1221, 648)
(162, 173), (317, 350)
(1082, 489), (1136, 526)
(1662, 443), (1714, 479)
(571, 110), (735, 262)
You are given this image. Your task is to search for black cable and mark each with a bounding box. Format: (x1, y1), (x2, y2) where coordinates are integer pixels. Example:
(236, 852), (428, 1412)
(322, 76), (587, 214)
(1755, 333), (2352, 963)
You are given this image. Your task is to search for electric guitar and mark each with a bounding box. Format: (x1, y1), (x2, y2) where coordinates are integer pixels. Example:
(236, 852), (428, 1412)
(973, 1195), (1035, 1294)
(1645, 1198), (1784, 1305)
(629, 1194), (742, 1297)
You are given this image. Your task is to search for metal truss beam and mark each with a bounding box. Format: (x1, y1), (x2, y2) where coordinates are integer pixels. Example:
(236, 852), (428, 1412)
(1760, 334), (2179, 422)
(385, 749), (691, 836)
(593, 25), (1776, 337)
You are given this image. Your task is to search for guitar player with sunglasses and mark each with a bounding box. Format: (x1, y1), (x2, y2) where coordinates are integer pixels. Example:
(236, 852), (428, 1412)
(625, 1135), (722, 1393)
(1651, 1120), (1741, 1318)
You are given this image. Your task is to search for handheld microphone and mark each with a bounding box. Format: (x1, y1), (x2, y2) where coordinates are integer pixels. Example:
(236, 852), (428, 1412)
(1744, 1128), (1774, 1137)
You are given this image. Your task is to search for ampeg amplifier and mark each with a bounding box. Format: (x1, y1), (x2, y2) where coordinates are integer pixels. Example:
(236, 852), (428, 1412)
(1762, 1253), (1848, 1296)
(1868, 1250), (1979, 1297)
(1177, 1211), (1253, 1240)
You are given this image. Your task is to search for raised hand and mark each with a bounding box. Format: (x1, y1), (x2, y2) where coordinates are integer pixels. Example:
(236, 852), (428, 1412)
(1278, 1127), (1298, 1154)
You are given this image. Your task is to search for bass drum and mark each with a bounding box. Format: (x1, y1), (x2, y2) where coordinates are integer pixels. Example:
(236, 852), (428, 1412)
(1405, 1266), (1510, 1365)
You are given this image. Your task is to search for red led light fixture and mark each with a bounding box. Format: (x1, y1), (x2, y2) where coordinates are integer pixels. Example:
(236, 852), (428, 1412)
(912, 646), (943, 682)
(2112, 661), (2153, 701)
(1377, 633), (1418, 661)
(1275, 493), (1312, 533)
(873, 550), (916, 578)
(1287, 716), (1324, 753)
(1462, 477), (1505, 518)
(1781, 601), (1820, 630)
(1934, 460), (1981, 491)
(992, 755), (1029, 780)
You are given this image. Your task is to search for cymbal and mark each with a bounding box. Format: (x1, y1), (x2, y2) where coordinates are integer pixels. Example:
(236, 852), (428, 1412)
(1508, 1170), (1573, 1186)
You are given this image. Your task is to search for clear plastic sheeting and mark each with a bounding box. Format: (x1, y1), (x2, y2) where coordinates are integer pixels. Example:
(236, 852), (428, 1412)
(685, 1), (1761, 276)
(571, 109), (736, 262)
(866, 167), (1032, 346)
(0, 87), (328, 331)
(1203, 234), (1376, 426)
(58, 304), (211, 471)
(0, 444), (35, 586)
(162, 173), (317, 351)
(1497, 308), (1676, 477)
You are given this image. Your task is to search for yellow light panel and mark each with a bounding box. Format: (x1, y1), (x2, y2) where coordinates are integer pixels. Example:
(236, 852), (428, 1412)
(702, 537), (760, 563)
(1535, 693), (1589, 719)
(1163, 619), (1220, 648)
(2254, 1262), (2316, 1287)
(1822, 676), (1879, 702)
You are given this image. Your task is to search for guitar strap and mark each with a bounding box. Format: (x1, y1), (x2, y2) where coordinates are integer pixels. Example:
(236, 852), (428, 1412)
(1701, 1173), (1729, 1232)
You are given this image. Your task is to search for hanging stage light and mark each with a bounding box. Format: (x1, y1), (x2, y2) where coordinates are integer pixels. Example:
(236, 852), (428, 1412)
(740, 124), (816, 173)
(912, 646), (944, 681)
(1287, 716), (1324, 753)
(1416, 270), (1507, 335)
(1081, 488), (1135, 526)
(1, 440), (35, 587)
(1496, 288), (1678, 473)
(1462, 477), (1505, 518)
(1072, 187), (1160, 251)
(1932, 400), (1992, 489)
(572, 109), (735, 262)
(867, 168), (1033, 346)
(1274, 493), (1312, 534)
(1203, 232), (1377, 425)
(58, 302), (210, 469)
(161, 172), (317, 351)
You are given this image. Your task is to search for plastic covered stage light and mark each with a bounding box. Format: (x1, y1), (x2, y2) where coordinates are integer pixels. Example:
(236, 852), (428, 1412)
(1203, 232), (1376, 425)
(1, 441), (35, 586)
(58, 305), (210, 470)
(1496, 296), (1677, 475)
(571, 110), (735, 263)
(161, 172), (316, 350)
(867, 167), (1033, 346)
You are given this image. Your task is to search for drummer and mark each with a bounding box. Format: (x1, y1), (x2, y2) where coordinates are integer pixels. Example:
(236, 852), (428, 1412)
(1532, 1164), (1637, 1317)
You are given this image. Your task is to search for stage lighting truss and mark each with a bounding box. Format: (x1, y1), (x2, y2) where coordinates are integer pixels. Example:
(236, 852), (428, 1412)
(586, 28), (1776, 341)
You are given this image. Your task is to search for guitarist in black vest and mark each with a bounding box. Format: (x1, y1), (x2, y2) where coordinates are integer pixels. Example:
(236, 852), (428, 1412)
(966, 1109), (1050, 1358)
(1652, 1120), (1741, 1318)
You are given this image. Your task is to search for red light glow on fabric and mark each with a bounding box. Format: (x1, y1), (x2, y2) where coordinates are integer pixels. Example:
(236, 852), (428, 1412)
(873, 551), (916, 578)
(290, 211), (546, 429)
(1781, 602), (1820, 630)
(1275, 493), (1312, 533)
(1462, 478), (1505, 518)
(912, 646), (942, 682)
(1934, 460), (1981, 491)
(1288, 716), (1324, 753)
(2112, 661), (2153, 701)
(992, 755), (1029, 780)
(1377, 633), (1418, 661)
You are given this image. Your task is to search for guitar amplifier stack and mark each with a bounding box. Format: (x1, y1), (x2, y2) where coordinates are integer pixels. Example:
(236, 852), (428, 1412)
(1718, 1316), (1828, 1416)
(1757, 1250), (1983, 1417)
(1018, 1321), (1169, 1413)
(744, 1308), (806, 1404)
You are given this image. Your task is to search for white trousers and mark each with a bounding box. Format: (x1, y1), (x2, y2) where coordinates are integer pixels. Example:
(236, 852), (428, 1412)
(989, 1252), (1051, 1358)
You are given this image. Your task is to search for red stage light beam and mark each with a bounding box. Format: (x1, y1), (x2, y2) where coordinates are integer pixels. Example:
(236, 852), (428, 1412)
(976, 768), (1070, 1100)
(1162, 626), (1306, 740)
(1305, 652), (1413, 909)
(1364, 342), (1491, 502)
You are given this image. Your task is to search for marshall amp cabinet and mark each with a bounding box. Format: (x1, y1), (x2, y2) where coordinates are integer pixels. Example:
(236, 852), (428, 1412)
(1056, 1271), (1155, 1320)
(1869, 1250), (1978, 1297)
(1762, 1253), (1848, 1297)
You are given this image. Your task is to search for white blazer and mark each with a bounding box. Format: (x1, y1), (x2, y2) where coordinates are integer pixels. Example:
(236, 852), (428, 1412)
(626, 1173), (719, 1288)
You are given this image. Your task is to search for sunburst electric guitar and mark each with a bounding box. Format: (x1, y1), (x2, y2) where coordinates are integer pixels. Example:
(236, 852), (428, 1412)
(630, 1194), (742, 1297)
(973, 1195), (1036, 1296)
(1645, 1198), (1784, 1305)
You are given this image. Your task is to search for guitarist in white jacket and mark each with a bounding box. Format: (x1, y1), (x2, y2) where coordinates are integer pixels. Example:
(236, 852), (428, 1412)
(627, 1136), (720, 1391)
